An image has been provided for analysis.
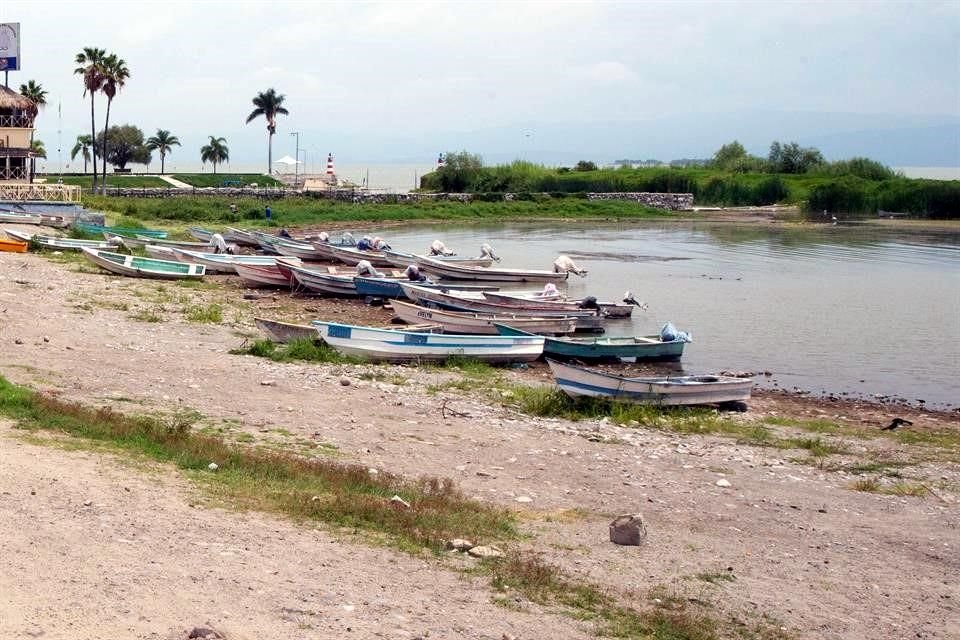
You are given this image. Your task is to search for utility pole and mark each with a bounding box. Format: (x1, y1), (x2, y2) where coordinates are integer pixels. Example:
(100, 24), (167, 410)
(290, 131), (300, 188)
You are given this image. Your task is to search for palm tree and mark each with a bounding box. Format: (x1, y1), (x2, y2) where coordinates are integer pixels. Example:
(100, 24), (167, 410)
(245, 88), (288, 174)
(200, 136), (229, 174)
(99, 53), (130, 193)
(74, 47), (107, 190)
(145, 129), (181, 174)
(19, 80), (47, 182)
(71, 134), (94, 174)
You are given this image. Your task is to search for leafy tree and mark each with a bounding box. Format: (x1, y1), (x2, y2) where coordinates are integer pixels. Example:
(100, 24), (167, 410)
(99, 53), (130, 191)
(824, 157), (896, 181)
(146, 129), (181, 174)
(432, 150), (483, 192)
(711, 141), (747, 169)
(71, 134), (94, 174)
(768, 141), (824, 174)
(19, 80), (47, 181)
(30, 139), (46, 159)
(95, 124), (151, 170)
(74, 47), (107, 189)
(200, 136), (229, 174)
(574, 160), (598, 172)
(245, 88), (288, 174)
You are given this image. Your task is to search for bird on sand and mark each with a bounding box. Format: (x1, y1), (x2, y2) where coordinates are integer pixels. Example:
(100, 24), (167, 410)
(881, 417), (913, 431)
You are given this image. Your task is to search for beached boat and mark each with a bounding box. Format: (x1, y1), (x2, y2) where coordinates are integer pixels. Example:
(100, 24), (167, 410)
(313, 321), (545, 363)
(495, 325), (685, 361)
(81, 247), (205, 280)
(223, 227), (261, 247)
(326, 244), (395, 267)
(75, 223), (168, 239)
(255, 317), (317, 343)
(273, 238), (337, 261)
(547, 359), (752, 406)
(103, 232), (211, 251)
(414, 255), (569, 282)
(381, 248), (494, 269)
(399, 282), (604, 330)
(284, 262), (358, 295)
(0, 211), (42, 225)
(170, 248), (299, 274)
(0, 237), (28, 253)
(188, 226), (214, 242)
(391, 299), (578, 335)
(234, 263), (293, 287)
(354, 276), (501, 299)
(482, 291), (636, 318)
(5, 229), (120, 251)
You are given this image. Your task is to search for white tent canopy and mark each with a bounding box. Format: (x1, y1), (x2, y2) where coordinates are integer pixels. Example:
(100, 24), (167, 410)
(274, 155), (301, 165)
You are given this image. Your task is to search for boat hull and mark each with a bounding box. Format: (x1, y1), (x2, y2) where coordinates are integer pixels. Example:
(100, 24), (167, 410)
(235, 263), (293, 287)
(547, 359), (751, 406)
(255, 318), (316, 343)
(81, 248), (205, 280)
(415, 255), (569, 282)
(391, 299), (577, 335)
(495, 324), (684, 361)
(314, 321), (544, 363)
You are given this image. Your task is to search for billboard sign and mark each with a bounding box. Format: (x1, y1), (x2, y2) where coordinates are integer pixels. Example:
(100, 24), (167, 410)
(0, 23), (20, 71)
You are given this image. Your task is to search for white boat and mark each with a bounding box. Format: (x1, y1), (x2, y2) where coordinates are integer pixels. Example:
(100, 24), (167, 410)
(326, 244), (395, 267)
(224, 227), (261, 246)
(4, 229), (120, 251)
(170, 248), (300, 274)
(382, 248), (494, 269)
(188, 226), (214, 241)
(399, 282), (605, 330)
(103, 232), (211, 251)
(391, 299), (578, 335)
(234, 263), (293, 287)
(0, 211), (42, 225)
(81, 248), (205, 280)
(482, 291), (636, 318)
(285, 262), (358, 295)
(547, 359), (752, 406)
(313, 321), (544, 363)
(414, 255), (569, 282)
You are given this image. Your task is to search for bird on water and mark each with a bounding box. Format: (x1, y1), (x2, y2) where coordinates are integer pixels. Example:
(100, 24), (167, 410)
(881, 417), (913, 431)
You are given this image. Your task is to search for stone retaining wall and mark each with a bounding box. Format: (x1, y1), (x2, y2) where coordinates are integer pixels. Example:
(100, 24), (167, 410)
(90, 187), (694, 210)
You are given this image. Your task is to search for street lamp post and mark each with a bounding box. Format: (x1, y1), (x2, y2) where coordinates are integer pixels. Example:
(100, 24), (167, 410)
(290, 131), (300, 188)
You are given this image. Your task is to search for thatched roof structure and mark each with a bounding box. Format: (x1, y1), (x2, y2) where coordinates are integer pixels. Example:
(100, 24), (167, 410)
(0, 85), (35, 111)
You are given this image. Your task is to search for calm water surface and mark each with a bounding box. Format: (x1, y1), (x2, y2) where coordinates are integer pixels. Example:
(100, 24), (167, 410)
(379, 221), (960, 409)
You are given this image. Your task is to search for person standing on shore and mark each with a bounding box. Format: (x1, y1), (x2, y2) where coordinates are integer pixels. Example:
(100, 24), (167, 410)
(265, 205), (272, 221)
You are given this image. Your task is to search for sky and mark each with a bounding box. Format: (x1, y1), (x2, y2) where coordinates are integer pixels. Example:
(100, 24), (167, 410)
(5, 0), (960, 173)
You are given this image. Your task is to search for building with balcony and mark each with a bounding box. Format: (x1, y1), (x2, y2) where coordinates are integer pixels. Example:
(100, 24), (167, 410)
(0, 85), (36, 182)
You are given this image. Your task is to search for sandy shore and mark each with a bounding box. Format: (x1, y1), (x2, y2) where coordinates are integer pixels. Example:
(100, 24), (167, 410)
(0, 245), (957, 640)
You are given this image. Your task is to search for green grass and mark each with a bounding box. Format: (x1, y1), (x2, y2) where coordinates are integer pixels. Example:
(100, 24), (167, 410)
(57, 175), (170, 188)
(695, 571), (736, 585)
(81, 194), (675, 226)
(849, 477), (929, 497)
(231, 338), (361, 364)
(172, 173), (283, 188)
(184, 303), (223, 324)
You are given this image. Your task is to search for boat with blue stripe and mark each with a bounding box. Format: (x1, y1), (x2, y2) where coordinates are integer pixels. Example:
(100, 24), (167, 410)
(313, 321), (544, 363)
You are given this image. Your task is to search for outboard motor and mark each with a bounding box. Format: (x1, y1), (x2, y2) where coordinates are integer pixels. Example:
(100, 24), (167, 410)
(577, 296), (600, 312)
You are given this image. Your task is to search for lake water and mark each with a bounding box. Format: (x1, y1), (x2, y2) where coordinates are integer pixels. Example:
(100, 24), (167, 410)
(377, 221), (960, 409)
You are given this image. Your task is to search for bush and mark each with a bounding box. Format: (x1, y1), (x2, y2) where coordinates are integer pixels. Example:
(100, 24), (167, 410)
(807, 177), (871, 214)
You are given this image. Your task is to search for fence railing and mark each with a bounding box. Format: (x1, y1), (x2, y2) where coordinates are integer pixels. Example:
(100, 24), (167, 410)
(0, 183), (82, 202)
(0, 113), (35, 128)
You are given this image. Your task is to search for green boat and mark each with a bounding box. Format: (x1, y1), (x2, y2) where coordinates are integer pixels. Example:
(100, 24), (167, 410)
(76, 223), (168, 239)
(494, 324), (685, 361)
(81, 248), (205, 280)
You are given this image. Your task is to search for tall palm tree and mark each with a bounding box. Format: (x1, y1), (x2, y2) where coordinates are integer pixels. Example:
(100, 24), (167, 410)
(200, 136), (229, 174)
(19, 80), (47, 182)
(145, 129), (181, 175)
(74, 47), (107, 190)
(71, 134), (94, 174)
(99, 53), (130, 193)
(245, 88), (288, 175)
